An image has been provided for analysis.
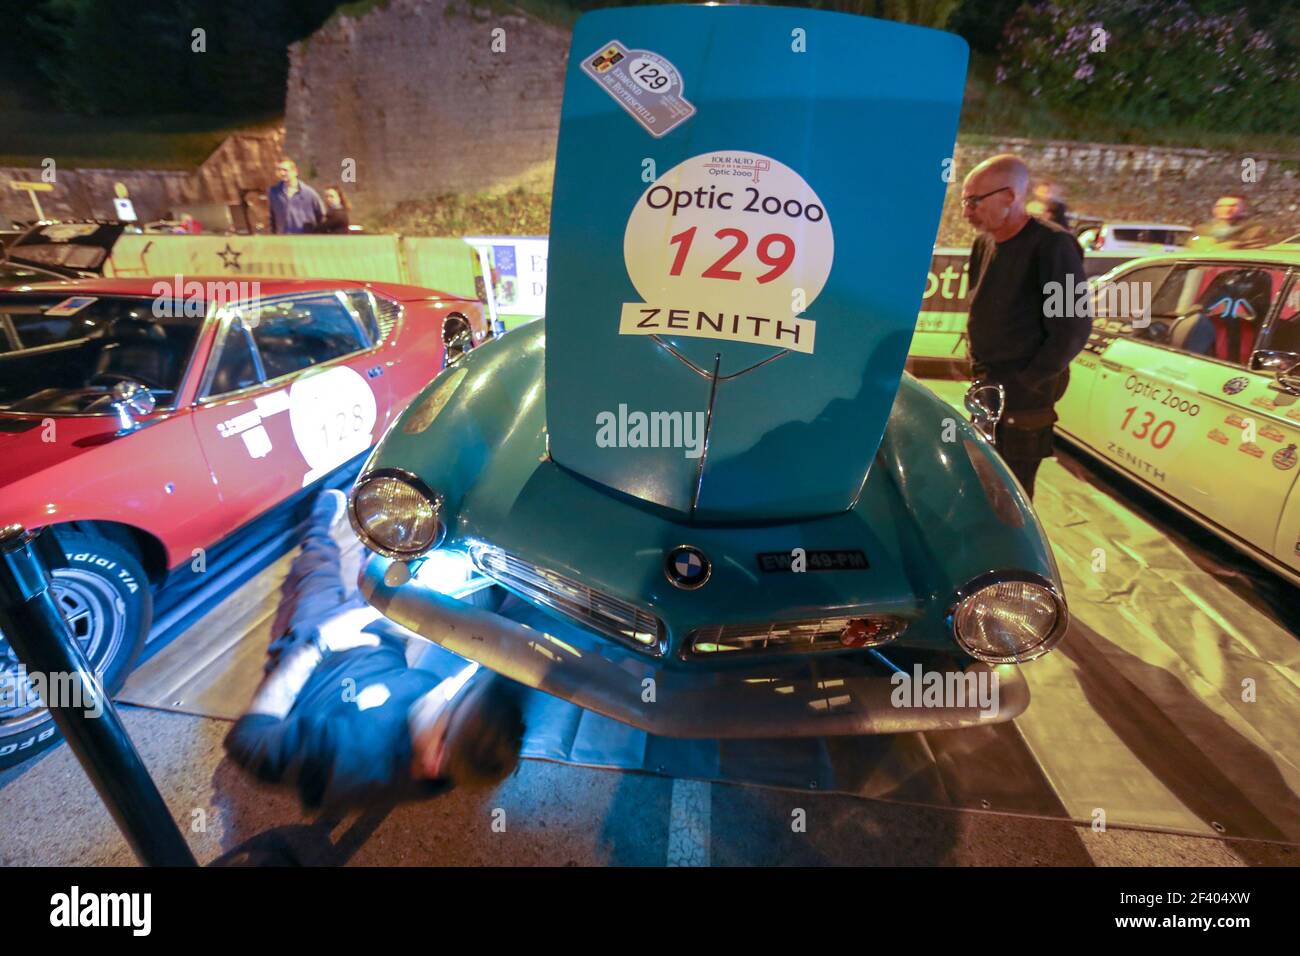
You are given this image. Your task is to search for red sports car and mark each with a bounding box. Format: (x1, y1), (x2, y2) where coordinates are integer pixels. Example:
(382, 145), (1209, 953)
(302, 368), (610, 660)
(0, 276), (483, 765)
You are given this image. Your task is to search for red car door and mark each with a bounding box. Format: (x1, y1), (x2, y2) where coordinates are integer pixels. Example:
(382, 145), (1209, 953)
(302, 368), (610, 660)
(190, 291), (391, 531)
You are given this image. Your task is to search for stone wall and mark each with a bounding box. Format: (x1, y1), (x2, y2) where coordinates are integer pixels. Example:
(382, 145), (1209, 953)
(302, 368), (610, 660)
(0, 128), (283, 229)
(938, 137), (1300, 245)
(193, 128), (286, 209)
(283, 0), (1299, 241)
(284, 0), (569, 215)
(0, 167), (196, 226)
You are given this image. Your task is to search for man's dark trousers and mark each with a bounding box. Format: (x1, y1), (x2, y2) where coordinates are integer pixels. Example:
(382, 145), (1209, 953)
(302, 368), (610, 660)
(267, 500), (365, 668)
(986, 365), (1070, 499)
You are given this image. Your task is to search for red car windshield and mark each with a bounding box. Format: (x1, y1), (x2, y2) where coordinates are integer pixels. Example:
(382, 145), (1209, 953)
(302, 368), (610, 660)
(0, 295), (202, 414)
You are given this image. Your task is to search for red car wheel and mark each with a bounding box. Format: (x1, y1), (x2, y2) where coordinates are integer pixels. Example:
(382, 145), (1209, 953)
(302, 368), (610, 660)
(0, 531), (151, 770)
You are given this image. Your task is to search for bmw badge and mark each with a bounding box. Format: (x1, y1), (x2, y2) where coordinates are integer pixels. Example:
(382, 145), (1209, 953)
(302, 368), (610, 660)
(665, 545), (711, 590)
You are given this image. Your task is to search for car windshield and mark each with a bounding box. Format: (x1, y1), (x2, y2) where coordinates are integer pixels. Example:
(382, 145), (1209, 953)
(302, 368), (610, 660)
(1112, 228), (1189, 246)
(0, 294), (202, 414)
(0, 261), (60, 287)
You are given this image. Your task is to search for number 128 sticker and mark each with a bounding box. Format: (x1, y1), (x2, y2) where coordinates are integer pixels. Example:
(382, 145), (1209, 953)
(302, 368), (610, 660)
(621, 151), (834, 354)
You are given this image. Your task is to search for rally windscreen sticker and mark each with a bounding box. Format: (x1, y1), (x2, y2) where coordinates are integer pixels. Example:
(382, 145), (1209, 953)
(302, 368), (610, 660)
(580, 40), (695, 138)
(44, 296), (97, 317)
(619, 150), (832, 355)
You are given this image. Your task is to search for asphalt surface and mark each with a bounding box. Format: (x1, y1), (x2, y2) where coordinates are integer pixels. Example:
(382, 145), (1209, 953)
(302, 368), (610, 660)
(1, 705), (1293, 866)
(2, 383), (1298, 866)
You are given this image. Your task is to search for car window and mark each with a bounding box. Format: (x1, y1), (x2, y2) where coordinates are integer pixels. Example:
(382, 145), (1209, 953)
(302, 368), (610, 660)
(1112, 228), (1187, 246)
(248, 294), (367, 380)
(1137, 263), (1288, 365)
(344, 290), (382, 344)
(5, 314), (76, 350)
(0, 295), (201, 412)
(206, 318), (261, 396)
(1093, 264), (1171, 334)
(1263, 275), (1300, 356)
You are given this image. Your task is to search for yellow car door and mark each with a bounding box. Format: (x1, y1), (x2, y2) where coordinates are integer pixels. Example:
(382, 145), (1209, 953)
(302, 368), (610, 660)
(1252, 272), (1300, 576)
(1059, 261), (1183, 482)
(1108, 260), (1298, 556)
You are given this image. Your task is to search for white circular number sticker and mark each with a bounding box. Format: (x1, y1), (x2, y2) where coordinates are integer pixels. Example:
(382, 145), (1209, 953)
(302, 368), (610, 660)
(624, 151), (834, 321)
(628, 56), (671, 92)
(289, 365), (378, 484)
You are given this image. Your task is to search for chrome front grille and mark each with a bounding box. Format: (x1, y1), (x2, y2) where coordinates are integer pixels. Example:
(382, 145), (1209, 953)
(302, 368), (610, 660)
(471, 546), (664, 655)
(687, 616), (905, 658)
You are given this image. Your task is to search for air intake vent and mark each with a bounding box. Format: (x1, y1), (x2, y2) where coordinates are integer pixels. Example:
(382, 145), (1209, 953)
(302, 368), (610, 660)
(374, 297), (403, 341)
(686, 616), (905, 658)
(471, 546), (664, 656)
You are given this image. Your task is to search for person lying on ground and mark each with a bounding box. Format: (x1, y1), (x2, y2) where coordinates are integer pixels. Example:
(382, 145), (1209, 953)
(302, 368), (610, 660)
(224, 489), (524, 812)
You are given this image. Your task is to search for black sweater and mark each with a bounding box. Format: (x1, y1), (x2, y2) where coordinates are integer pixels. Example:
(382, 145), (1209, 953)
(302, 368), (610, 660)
(967, 217), (1090, 400)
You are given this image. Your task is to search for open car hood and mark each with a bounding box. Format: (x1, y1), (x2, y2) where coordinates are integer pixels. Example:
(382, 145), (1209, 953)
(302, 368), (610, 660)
(5, 222), (125, 276)
(544, 4), (966, 522)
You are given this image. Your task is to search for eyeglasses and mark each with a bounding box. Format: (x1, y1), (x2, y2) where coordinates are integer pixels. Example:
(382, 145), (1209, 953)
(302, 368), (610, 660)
(960, 186), (1012, 211)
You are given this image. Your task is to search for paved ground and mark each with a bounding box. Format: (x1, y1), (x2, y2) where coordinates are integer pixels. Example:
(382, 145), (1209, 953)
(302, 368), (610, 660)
(3, 378), (1298, 866)
(0, 706), (1294, 866)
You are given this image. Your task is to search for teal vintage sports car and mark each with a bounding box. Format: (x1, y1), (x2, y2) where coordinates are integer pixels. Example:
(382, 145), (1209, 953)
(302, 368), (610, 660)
(347, 4), (1069, 738)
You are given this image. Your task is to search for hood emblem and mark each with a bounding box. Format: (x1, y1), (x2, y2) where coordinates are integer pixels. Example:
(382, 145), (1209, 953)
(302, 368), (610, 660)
(666, 545), (711, 590)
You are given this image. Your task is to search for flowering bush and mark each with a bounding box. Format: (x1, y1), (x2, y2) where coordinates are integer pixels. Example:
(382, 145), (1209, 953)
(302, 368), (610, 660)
(997, 1), (1300, 134)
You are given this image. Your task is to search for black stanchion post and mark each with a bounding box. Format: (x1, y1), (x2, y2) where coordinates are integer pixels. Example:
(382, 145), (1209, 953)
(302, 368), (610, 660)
(0, 524), (197, 867)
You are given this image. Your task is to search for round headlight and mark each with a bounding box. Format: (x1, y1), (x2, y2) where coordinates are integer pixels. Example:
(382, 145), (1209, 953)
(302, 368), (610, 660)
(349, 470), (444, 559)
(951, 578), (1064, 663)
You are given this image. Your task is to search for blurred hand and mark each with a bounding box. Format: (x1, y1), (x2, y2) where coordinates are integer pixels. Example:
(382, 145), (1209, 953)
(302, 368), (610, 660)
(316, 606), (384, 654)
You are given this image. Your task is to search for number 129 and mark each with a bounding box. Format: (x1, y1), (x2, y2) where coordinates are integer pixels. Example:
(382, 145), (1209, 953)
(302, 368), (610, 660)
(668, 227), (795, 284)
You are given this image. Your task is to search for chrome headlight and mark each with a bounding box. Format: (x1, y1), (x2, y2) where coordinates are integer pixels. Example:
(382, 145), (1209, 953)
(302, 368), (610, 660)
(949, 574), (1066, 663)
(348, 468), (445, 559)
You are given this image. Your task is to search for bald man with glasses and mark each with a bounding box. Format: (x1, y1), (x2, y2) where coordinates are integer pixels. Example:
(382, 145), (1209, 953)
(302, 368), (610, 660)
(960, 154), (1090, 498)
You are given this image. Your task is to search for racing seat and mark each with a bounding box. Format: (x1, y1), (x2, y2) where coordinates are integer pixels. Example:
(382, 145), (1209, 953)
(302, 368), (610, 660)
(91, 319), (177, 390)
(1173, 270), (1272, 362)
(1169, 311), (1209, 352)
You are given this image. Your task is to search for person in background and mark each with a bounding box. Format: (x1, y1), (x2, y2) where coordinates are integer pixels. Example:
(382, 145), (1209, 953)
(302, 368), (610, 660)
(267, 158), (325, 235)
(1190, 194), (1269, 250)
(317, 186), (351, 234)
(1025, 180), (1070, 230)
(960, 154), (1091, 499)
(224, 489), (525, 812)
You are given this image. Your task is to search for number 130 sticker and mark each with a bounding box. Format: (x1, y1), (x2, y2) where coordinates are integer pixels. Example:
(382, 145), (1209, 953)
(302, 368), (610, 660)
(621, 151), (834, 354)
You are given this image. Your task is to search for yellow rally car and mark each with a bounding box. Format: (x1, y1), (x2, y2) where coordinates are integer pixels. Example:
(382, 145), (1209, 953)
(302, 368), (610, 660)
(1054, 247), (1300, 584)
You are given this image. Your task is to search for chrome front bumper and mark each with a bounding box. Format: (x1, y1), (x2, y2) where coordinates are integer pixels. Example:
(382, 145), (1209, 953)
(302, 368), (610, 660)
(360, 555), (1030, 739)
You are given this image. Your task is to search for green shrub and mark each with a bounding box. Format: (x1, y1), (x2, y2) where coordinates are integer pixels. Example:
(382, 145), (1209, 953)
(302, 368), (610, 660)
(997, 1), (1300, 135)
